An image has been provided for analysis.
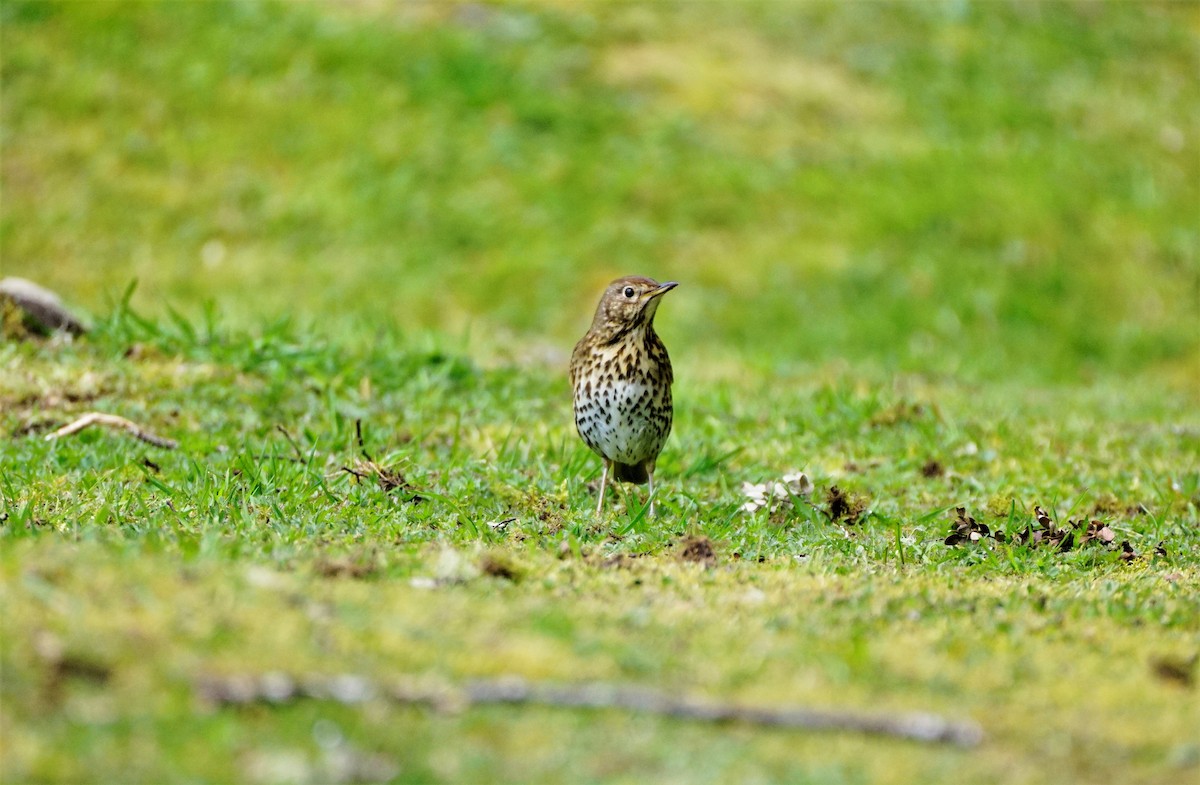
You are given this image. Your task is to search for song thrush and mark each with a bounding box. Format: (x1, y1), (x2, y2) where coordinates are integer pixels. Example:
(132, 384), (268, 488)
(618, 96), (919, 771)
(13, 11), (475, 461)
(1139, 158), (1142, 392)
(570, 276), (677, 515)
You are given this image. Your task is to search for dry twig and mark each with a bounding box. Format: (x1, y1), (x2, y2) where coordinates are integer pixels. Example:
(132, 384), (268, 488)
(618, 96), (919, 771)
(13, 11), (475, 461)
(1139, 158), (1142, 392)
(0, 277), (88, 336)
(275, 424), (308, 463)
(337, 419), (420, 499)
(195, 673), (983, 747)
(45, 412), (177, 449)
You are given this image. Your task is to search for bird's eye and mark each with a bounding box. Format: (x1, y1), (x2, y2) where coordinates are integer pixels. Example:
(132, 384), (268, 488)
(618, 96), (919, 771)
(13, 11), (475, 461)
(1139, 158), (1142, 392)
(623, 287), (635, 298)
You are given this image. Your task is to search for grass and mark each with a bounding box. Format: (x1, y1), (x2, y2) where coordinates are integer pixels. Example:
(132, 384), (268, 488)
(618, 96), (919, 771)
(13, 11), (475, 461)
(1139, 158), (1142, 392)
(2, 1), (1199, 784)
(3, 306), (1197, 784)
(2, 0), (1197, 380)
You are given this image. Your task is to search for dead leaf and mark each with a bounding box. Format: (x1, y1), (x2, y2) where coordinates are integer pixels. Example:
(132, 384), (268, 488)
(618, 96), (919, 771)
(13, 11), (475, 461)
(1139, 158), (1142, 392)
(945, 506), (1005, 546)
(678, 536), (717, 568)
(921, 460), (944, 478)
(479, 553), (522, 581)
(340, 419), (425, 501)
(1080, 520), (1116, 545)
(594, 552), (641, 570)
(1150, 653), (1197, 688)
(1016, 505), (1072, 551)
(869, 401), (926, 427)
(314, 553), (379, 579)
(826, 485), (867, 525)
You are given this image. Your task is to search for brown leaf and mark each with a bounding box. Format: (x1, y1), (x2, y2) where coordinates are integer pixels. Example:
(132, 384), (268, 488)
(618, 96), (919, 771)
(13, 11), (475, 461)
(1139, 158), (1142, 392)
(479, 553), (522, 581)
(314, 553), (379, 579)
(678, 536), (717, 568)
(341, 460), (423, 501)
(1150, 653), (1197, 688)
(1017, 505), (1078, 552)
(826, 486), (868, 525)
(945, 506), (1004, 547)
(1057, 529), (1074, 553)
(869, 401), (926, 427)
(54, 655), (113, 684)
(597, 553), (636, 570)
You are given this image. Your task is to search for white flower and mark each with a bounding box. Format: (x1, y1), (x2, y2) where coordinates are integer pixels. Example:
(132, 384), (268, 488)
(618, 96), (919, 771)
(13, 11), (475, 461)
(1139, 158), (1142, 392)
(740, 472), (812, 513)
(782, 472), (814, 495)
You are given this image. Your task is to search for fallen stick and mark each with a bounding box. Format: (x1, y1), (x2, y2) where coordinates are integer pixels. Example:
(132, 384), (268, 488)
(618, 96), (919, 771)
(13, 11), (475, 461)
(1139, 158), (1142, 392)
(44, 412), (178, 449)
(195, 673), (983, 747)
(275, 424), (307, 463)
(0, 277), (88, 336)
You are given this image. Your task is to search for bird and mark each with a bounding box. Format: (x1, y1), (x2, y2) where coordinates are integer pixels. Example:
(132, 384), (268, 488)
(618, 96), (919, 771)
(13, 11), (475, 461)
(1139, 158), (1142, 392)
(570, 276), (677, 516)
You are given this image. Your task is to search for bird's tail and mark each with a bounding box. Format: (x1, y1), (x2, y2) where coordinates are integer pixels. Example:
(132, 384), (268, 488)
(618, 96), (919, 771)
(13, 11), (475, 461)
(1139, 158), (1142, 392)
(613, 462), (649, 485)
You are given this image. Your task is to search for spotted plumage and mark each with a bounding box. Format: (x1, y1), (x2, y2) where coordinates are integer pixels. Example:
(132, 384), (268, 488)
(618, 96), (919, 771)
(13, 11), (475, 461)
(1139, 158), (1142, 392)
(570, 276), (677, 515)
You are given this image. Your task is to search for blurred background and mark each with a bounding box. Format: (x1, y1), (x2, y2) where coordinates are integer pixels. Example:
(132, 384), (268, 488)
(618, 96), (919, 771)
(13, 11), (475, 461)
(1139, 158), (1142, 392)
(2, 0), (1197, 382)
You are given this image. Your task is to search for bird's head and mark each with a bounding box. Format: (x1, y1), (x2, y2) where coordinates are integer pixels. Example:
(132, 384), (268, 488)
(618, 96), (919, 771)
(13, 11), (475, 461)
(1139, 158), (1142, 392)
(589, 276), (678, 337)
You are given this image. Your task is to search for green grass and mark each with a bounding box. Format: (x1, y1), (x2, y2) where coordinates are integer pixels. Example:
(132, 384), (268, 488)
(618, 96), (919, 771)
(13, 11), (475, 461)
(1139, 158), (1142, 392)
(2, 1), (1199, 783)
(2, 0), (1197, 380)
(3, 307), (1198, 784)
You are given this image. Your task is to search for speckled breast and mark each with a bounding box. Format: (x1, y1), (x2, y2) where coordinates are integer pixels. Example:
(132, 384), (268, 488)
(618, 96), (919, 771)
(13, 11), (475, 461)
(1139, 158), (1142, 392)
(571, 334), (673, 466)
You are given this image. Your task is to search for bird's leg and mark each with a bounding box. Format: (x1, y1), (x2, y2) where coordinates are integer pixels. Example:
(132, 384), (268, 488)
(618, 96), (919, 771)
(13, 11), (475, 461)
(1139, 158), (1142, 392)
(648, 470), (656, 517)
(595, 461), (610, 516)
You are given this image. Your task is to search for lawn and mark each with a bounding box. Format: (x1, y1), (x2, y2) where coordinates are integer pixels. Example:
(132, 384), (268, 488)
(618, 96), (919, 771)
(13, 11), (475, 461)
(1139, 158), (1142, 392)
(2, 2), (1198, 784)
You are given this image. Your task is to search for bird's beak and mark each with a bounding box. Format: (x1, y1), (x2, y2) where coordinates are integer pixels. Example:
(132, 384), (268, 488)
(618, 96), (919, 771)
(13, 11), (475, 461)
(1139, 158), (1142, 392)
(648, 281), (678, 299)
